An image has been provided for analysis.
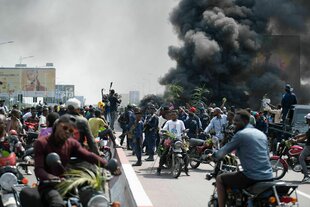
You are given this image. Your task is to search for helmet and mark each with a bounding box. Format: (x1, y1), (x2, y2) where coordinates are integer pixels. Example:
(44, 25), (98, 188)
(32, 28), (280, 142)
(304, 113), (310, 120)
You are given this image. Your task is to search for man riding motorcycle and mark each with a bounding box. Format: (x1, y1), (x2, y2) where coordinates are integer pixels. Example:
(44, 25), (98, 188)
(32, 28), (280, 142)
(209, 110), (273, 207)
(157, 110), (189, 176)
(292, 112), (310, 183)
(25, 114), (120, 207)
(66, 98), (100, 155)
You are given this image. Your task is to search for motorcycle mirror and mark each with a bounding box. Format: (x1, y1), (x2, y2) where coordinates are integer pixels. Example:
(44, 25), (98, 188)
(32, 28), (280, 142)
(46, 153), (62, 168)
(106, 158), (118, 172)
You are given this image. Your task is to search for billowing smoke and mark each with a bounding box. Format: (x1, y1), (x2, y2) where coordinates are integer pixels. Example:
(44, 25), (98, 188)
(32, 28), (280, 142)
(161, 0), (310, 109)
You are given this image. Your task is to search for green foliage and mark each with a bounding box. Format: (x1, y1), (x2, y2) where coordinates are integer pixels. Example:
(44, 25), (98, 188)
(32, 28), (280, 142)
(56, 167), (106, 197)
(191, 85), (209, 105)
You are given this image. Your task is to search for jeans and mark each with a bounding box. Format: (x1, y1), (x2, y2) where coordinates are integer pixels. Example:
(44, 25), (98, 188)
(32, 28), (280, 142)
(99, 128), (116, 146)
(145, 131), (156, 157)
(110, 111), (117, 130)
(133, 136), (142, 161)
(40, 187), (65, 207)
(299, 145), (310, 176)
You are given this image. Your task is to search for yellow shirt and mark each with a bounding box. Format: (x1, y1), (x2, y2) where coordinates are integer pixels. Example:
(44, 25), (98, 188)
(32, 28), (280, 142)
(88, 117), (105, 138)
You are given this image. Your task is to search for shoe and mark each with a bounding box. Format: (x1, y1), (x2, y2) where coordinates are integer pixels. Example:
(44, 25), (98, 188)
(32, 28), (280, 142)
(184, 169), (190, 176)
(26, 170), (32, 175)
(145, 157), (154, 161)
(301, 176), (310, 183)
(115, 144), (122, 148)
(132, 161), (142, 166)
(156, 169), (161, 176)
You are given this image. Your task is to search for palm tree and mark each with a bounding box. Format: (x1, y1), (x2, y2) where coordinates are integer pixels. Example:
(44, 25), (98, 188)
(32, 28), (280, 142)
(191, 85), (209, 105)
(167, 83), (184, 102)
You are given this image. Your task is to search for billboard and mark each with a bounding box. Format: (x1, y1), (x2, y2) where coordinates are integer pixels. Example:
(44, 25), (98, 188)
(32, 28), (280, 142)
(0, 68), (55, 97)
(55, 85), (75, 103)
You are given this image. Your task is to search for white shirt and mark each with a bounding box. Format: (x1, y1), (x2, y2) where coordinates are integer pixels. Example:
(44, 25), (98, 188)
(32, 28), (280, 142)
(38, 115), (47, 131)
(22, 112), (32, 120)
(204, 114), (227, 140)
(163, 119), (185, 139)
(158, 115), (167, 129)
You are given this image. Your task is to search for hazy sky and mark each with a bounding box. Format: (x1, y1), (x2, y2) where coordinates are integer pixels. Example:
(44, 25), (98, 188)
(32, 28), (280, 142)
(0, 0), (179, 104)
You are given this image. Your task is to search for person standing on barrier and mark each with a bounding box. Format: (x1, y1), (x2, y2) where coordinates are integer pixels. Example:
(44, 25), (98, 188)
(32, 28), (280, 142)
(108, 89), (121, 131)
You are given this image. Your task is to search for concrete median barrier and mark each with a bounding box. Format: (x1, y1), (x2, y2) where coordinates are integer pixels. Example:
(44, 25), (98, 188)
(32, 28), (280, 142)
(109, 148), (153, 207)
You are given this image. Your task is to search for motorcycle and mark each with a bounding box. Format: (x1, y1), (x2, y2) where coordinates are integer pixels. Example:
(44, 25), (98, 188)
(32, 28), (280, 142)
(207, 156), (299, 207)
(157, 130), (188, 178)
(22, 122), (39, 147)
(95, 137), (112, 161)
(270, 139), (310, 180)
(19, 153), (120, 207)
(188, 136), (214, 169)
(0, 151), (30, 207)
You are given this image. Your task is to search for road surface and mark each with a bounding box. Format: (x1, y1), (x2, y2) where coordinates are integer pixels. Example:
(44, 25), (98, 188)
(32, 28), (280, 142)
(124, 148), (310, 207)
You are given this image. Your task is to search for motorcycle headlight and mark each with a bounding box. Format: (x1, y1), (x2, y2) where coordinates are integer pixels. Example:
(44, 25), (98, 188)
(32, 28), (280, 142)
(174, 141), (183, 149)
(0, 172), (18, 191)
(88, 194), (109, 207)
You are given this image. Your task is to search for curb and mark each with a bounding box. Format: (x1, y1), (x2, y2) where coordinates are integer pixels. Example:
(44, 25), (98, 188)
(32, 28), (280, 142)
(109, 148), (153, 207)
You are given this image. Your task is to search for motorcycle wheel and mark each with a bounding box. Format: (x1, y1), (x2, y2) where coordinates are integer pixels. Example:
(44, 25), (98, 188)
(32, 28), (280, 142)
(189, 148), (201, 169)
(208, 198), (218, 207)
(270, 158), (287, 180)
(172, 156), (182, 178)
(189, 159), (201, 169)
(101, 149), (112, 161)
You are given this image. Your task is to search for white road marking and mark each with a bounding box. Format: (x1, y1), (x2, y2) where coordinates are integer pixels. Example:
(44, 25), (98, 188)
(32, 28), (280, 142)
(297, 190), (310, 200)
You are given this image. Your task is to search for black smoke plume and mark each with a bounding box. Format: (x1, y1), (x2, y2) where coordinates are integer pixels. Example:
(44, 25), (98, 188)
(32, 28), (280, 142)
(161, 0), (310, 109)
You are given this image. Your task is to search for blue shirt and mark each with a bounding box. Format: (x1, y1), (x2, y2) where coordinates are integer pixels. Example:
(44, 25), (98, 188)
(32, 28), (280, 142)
(215, 124), (273, 181)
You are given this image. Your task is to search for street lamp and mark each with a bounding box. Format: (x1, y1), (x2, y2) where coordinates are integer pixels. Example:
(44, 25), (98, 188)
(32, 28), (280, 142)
(19, 55), (34, 64)
(0, 41), (14, 45)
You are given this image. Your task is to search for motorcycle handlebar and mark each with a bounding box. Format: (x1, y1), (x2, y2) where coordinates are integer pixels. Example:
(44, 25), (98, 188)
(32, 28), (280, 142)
(40, 179), (62, 184)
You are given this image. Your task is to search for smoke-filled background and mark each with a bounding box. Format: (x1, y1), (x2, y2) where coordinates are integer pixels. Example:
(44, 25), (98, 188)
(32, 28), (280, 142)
(160, 0), (310, 109)
(0, 0), (179, 104)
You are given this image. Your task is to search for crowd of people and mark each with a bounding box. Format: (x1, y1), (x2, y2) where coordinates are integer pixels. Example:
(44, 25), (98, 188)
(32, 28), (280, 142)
(0, 83), (307, 206)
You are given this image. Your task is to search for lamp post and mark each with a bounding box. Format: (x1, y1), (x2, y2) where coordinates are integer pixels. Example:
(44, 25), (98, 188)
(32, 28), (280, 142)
(0, 41), (14, 45)
(19, 55), (34, 64)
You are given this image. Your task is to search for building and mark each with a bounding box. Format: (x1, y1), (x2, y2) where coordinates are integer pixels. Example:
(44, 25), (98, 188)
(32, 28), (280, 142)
(55, 85), (75, 104)
(129, 91), (140, 105)
(0, 63), (56, 105)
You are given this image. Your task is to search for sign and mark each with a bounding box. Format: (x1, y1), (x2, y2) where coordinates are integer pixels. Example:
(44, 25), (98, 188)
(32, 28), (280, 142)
(0, 68), (56, 97)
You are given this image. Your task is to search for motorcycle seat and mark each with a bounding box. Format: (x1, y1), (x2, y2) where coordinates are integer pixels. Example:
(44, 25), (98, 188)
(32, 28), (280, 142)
(189, 138), (205, 147)
(244, 181), (297, 197)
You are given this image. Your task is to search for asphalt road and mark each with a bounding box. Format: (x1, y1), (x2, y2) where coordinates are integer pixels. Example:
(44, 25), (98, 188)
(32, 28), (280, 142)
(125, 149), (310, 207)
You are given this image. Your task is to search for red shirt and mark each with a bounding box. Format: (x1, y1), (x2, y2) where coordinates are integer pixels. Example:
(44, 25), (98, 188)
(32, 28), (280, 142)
(34, 137), (107, 182)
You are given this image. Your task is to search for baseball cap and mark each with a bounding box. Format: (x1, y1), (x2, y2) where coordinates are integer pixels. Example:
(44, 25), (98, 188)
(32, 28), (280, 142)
(304, 113), (310, 120)
(66, 98), (81, 109)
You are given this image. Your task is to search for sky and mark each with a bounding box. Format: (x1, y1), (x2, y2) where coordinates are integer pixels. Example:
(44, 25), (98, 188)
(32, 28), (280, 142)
(0, 0), (179, 104)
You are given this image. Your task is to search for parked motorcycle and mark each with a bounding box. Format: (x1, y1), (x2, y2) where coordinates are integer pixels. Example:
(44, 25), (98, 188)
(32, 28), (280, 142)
(0, 151), (30, 207)
(188, 137), (214, 169)
(270, 139), (310, 180)
(158, 130), (187, 178)
(207, 156), (299, 207)
(95, 137), (112, 161)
